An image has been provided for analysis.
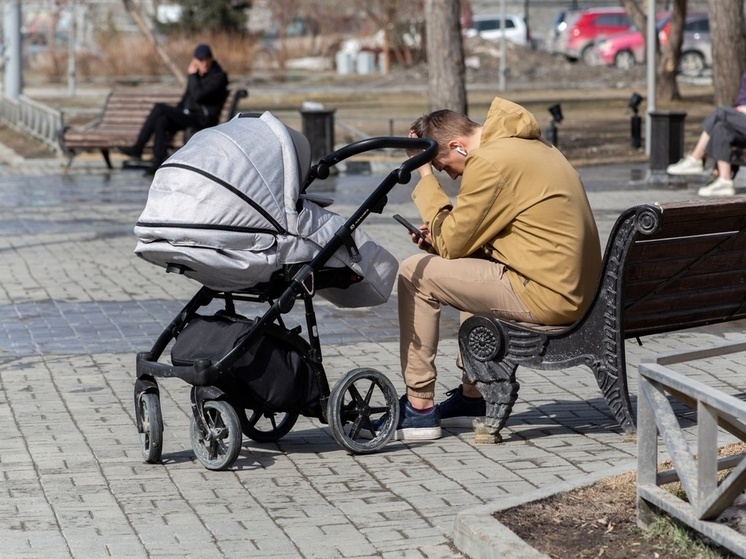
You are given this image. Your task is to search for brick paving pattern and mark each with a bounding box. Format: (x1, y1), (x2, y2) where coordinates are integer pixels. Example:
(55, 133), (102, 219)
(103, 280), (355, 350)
(1, 155), (745, 558)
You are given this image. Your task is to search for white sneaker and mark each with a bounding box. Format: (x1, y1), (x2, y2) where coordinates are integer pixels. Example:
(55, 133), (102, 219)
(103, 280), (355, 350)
(698, 177), (736, 197)
(666, 155), (705, 175)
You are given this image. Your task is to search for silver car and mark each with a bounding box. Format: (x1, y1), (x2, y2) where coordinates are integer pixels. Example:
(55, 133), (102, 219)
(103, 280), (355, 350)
(660, 12), (712, 77)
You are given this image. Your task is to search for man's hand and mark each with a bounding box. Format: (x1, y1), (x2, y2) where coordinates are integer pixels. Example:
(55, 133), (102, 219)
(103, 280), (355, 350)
(188, 58), (201, 75)
(411, 225), (437, 254)
(407, 131), (434, 178)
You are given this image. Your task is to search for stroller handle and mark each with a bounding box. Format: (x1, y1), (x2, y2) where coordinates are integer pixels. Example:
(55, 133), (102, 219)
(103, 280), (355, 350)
(306, 137), (438, 186)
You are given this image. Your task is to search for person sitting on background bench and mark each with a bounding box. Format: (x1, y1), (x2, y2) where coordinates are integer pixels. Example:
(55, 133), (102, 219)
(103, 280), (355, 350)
(120, 43), (228, 175)
(666, 72), (746, 197)
(380, 98), (602, 441)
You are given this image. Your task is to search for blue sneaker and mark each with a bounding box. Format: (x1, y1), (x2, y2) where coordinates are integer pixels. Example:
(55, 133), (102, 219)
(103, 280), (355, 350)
(437, 385), (486, 428)
(363, 395), (441, 441)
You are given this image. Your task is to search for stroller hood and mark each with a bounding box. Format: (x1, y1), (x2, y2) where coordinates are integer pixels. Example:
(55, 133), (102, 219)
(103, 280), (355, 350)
(134, 112), (398, 307)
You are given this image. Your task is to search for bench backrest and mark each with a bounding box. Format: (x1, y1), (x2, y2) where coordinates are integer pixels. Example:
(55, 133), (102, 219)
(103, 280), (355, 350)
(98, 87), (245, 130)
(99, 90), (183, 130)
(613, 198), (746, 339)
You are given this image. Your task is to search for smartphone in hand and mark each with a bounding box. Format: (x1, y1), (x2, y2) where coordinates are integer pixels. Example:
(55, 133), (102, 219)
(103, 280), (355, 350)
(393, 214), (431, 248)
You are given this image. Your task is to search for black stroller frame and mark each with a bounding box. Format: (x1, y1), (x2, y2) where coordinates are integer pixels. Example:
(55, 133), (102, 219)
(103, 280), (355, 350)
(134, 136), (438, 470)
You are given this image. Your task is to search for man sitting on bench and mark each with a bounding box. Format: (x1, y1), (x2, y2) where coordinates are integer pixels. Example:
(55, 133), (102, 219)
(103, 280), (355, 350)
(666, 72), (746, 197)
(381, 98), (603, 441)
(120, 43), (229, 175)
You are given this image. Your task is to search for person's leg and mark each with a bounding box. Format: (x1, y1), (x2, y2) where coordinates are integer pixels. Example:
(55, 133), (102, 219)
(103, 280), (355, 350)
(689, 131), (711, 160)
(705, 120), (738, 169)
(668, 107), (732, 175)
(127, 103), (166, 156)
(151, 105), (193, 166)
(698, 120), (738, 196)
(398, 253), (536, 407)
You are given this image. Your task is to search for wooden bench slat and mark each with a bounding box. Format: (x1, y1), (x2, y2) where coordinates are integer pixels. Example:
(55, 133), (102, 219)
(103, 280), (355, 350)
(625, 253), (746, 282)
(624, 268), (746, 302)
(625, 303), (746, 338)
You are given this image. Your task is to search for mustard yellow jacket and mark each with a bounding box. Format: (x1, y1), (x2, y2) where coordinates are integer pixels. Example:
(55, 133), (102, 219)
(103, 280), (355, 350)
(412, 97), (602, 325)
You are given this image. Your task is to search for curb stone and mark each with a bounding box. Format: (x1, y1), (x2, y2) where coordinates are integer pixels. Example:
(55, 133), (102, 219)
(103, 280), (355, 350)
(453, 460), (639, 559)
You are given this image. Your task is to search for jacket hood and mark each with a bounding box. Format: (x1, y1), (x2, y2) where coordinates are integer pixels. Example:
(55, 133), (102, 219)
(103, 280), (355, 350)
(480, 97), (542, 143)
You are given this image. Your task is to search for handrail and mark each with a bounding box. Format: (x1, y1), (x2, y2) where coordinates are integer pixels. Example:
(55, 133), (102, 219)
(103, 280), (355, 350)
(0, 93), (64, 155)
(637, 344), (746, 557)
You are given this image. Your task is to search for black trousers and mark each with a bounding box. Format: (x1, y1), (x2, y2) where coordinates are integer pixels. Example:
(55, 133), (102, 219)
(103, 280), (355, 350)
(135, 103), (200, 164)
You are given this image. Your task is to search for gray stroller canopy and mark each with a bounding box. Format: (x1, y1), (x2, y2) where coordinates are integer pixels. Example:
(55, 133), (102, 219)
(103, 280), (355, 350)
(134, 112), (398, 307)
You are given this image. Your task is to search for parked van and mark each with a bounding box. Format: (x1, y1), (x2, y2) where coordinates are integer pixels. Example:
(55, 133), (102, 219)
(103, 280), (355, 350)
(465, 13), (531, 47)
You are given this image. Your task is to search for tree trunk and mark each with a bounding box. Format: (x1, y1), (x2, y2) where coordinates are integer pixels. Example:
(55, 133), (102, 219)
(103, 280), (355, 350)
(708, 0), (746, 106)
(424, 0), (466, 113)
(657, 0), (685, 101)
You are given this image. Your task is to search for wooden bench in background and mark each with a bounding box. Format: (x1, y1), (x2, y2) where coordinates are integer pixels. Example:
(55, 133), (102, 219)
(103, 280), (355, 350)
(58, 87), (248, 169)
(458, 197), (746, 441)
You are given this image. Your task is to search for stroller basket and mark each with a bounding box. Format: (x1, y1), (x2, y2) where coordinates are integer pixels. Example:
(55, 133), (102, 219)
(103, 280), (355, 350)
(133, 113), (437, 470)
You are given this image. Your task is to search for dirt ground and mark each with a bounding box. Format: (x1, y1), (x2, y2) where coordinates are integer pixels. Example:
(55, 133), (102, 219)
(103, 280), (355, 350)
(496, 443), (746, 559)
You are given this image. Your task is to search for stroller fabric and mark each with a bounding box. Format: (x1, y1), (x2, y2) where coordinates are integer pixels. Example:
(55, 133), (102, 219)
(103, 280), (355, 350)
(171, 312), (321, 412)
(134, 112), (398, 307)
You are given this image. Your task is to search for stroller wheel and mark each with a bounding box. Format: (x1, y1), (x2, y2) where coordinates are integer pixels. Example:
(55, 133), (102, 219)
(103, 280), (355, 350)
(328, 368), (399, 454)
(237, 408), (299, 443)
(190, 400), (242, 471)
(137, 392), (163, 463)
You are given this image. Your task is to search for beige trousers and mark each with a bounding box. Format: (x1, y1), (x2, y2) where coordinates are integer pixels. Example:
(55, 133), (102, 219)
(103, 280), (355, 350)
(398, 253), (539, 399)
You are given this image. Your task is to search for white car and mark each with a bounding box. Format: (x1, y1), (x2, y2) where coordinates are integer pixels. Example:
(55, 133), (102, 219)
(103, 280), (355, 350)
(465, 14), (531, 47)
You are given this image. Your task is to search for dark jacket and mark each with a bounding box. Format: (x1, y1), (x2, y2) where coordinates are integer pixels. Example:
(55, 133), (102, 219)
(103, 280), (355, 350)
(180, 60), (229, 128)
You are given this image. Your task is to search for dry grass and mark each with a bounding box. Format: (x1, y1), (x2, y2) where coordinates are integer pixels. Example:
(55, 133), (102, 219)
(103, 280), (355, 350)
(28, 31), (260, 83)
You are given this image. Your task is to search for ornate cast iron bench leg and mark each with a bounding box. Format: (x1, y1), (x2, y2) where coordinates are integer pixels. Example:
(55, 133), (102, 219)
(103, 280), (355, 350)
(459, 316), (520, 443)
(587, 358), (636, 436)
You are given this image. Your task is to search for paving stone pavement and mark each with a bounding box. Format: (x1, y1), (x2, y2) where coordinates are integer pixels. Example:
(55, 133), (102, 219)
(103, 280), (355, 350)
(1, 153), (746, 559)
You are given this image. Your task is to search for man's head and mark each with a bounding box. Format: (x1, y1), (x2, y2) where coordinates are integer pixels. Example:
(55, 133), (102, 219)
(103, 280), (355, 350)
(193, 44), (213, 60)
(193, 43), (214, 74)
(410, 110), (480, 179)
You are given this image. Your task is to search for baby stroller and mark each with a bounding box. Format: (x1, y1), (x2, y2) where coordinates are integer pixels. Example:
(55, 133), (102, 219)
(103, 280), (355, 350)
(132, 111), (437, 470)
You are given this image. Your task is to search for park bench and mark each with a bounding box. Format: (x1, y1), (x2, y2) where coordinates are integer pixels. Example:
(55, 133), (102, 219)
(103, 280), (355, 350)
(458, 197), (746, 441)
(58, 87), (248, 169)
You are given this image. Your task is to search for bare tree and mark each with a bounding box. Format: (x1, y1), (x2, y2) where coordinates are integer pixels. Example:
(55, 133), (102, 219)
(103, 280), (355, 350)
(424, 0), (466, 113)
(656, 0), (685, 101)
(618, 0), (684, 101)
(707, 0), (746, 106)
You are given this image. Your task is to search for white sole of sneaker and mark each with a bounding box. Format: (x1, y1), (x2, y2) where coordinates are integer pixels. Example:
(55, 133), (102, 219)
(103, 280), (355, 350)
(394, 426), (442, 441)
(698, 188), (736, 197)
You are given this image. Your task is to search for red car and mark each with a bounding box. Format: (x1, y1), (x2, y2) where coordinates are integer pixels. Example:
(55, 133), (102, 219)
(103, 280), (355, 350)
(554, 7), (632, 63)
(590, 14), (668, 69)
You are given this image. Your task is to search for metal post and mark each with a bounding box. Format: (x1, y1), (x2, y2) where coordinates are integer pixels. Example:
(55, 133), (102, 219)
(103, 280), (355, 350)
(498, 0), (506, 91)
(645, 0), (657, 156)
(3, 0), (22, 99)
(68, 0), (77, 96)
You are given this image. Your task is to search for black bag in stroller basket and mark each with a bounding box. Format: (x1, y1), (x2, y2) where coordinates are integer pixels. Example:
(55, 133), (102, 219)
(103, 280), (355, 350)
(171, 312), (321, 412)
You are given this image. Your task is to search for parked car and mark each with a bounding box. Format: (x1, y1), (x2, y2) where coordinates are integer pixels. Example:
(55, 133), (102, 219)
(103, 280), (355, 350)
(590, 14), (668, 70)
(660, 12), (712, 77)
(592, 12), (711, 77)
(464, 13), (531, 47)
(554, 7), (632, 63)
(545, 8), (580, 54)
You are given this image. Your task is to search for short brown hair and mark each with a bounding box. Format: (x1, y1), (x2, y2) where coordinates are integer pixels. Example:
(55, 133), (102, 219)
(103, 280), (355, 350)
(410, 110), (479, 155)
